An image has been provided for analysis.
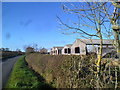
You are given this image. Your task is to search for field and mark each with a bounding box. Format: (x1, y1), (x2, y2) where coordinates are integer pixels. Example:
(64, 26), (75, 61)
(5, 56), (53, 89)
(25, 53), (120, 88)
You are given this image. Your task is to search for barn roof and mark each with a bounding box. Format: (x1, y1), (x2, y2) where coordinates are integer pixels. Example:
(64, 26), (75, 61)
(76, 39), (113, 45)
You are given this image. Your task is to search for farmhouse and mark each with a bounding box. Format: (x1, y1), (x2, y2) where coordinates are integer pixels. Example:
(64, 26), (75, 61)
(50, 47), (63, 55)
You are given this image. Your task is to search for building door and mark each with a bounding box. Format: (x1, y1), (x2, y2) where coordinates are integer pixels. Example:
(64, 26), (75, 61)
(58, 49), (61, 55)
(75, 47), (80, 53)
(64, 49), (67, 53)
(68, 48), (71, 54)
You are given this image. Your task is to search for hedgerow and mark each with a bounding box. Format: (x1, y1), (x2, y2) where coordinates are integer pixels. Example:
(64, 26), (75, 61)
(25, 53), (120, 88)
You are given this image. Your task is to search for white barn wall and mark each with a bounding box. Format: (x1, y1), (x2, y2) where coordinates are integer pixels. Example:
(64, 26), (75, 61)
(71, 39), (86, 55)
(51, 39), (114, 56)
(51, 47), (63, 55)
(62, 45), (71, 55)
(55, 48), (58, 55)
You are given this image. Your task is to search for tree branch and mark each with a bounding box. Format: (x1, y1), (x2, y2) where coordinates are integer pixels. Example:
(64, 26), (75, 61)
(57, 16), (99, 37)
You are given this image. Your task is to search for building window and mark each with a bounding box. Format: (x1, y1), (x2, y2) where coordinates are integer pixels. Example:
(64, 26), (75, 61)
(64, 49), (67, 53)
(75, 47), (80, 53)
(68, 48), (71, 54)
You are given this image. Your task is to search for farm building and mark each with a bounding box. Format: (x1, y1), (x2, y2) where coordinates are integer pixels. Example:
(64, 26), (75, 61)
(39, 48), (47, 54)
(26, 47), (34, 53)
(50, 39), (114, 56)
(50, 47), (63, 55)
(62, 44), (72, 55)
(70, 39), (114, 56)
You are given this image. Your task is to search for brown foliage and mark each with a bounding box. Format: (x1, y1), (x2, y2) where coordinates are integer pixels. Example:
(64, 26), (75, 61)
(2, 51), (24, 60)
(25, 53), (120, 88)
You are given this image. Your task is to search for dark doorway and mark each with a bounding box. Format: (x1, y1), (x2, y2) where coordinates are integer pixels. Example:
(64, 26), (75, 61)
(75, 47), (80, 53)
(68, 48), (71, 54)
(64, 49), (67, 53)
(58, 49), (61, 54)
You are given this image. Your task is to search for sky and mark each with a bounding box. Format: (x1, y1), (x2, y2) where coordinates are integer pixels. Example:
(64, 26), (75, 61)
(2, 2), (113, 52)
(2, 2), (79, 51)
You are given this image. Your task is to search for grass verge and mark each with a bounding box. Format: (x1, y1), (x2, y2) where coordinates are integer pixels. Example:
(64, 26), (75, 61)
(5, 56), (53, 89)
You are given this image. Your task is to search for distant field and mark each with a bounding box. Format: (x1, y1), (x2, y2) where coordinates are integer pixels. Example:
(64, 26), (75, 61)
(1, 51), (24, 60)
(25, 53), (120, 88)
(5, 56), (53, 89)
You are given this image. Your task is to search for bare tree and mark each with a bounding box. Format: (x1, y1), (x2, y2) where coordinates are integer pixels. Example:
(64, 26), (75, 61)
(57, 2), (112, 74)
(103, 2), (120, 59)
(32, 44), (38, 52)
(57, 2), (120, 88)
(16, 49), (21, 52)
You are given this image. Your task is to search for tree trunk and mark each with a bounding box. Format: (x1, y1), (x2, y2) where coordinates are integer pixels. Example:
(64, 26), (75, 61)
(113, 30), (120, 59)
(96, 34), (103, 89)
(96, 33), (103, 73)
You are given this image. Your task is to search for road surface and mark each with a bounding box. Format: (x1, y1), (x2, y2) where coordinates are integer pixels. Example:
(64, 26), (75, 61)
(0, 56), (22, 89)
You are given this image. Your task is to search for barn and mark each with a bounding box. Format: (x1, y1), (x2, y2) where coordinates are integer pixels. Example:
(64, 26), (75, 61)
(26, 47), (34, 53)
(50, 47), (63, 55)
(62, 44), (72, 55)
(51, 39), (114, 56)
(70, 39), (114, 56)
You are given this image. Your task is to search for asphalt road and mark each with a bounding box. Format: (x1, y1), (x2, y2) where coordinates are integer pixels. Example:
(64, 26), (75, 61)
(0, 56), (22, 89)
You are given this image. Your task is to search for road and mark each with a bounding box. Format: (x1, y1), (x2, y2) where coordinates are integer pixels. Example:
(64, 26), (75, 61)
(0, 56), (22, 89)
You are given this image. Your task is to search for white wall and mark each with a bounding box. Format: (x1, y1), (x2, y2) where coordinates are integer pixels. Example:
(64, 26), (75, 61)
(62, 45), (72, 55)
(55, 48), (58, 55)
(71, 39), (86, 55)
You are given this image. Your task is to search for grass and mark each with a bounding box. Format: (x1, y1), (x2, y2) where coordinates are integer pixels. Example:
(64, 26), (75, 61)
(5, 56), (53, 89)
